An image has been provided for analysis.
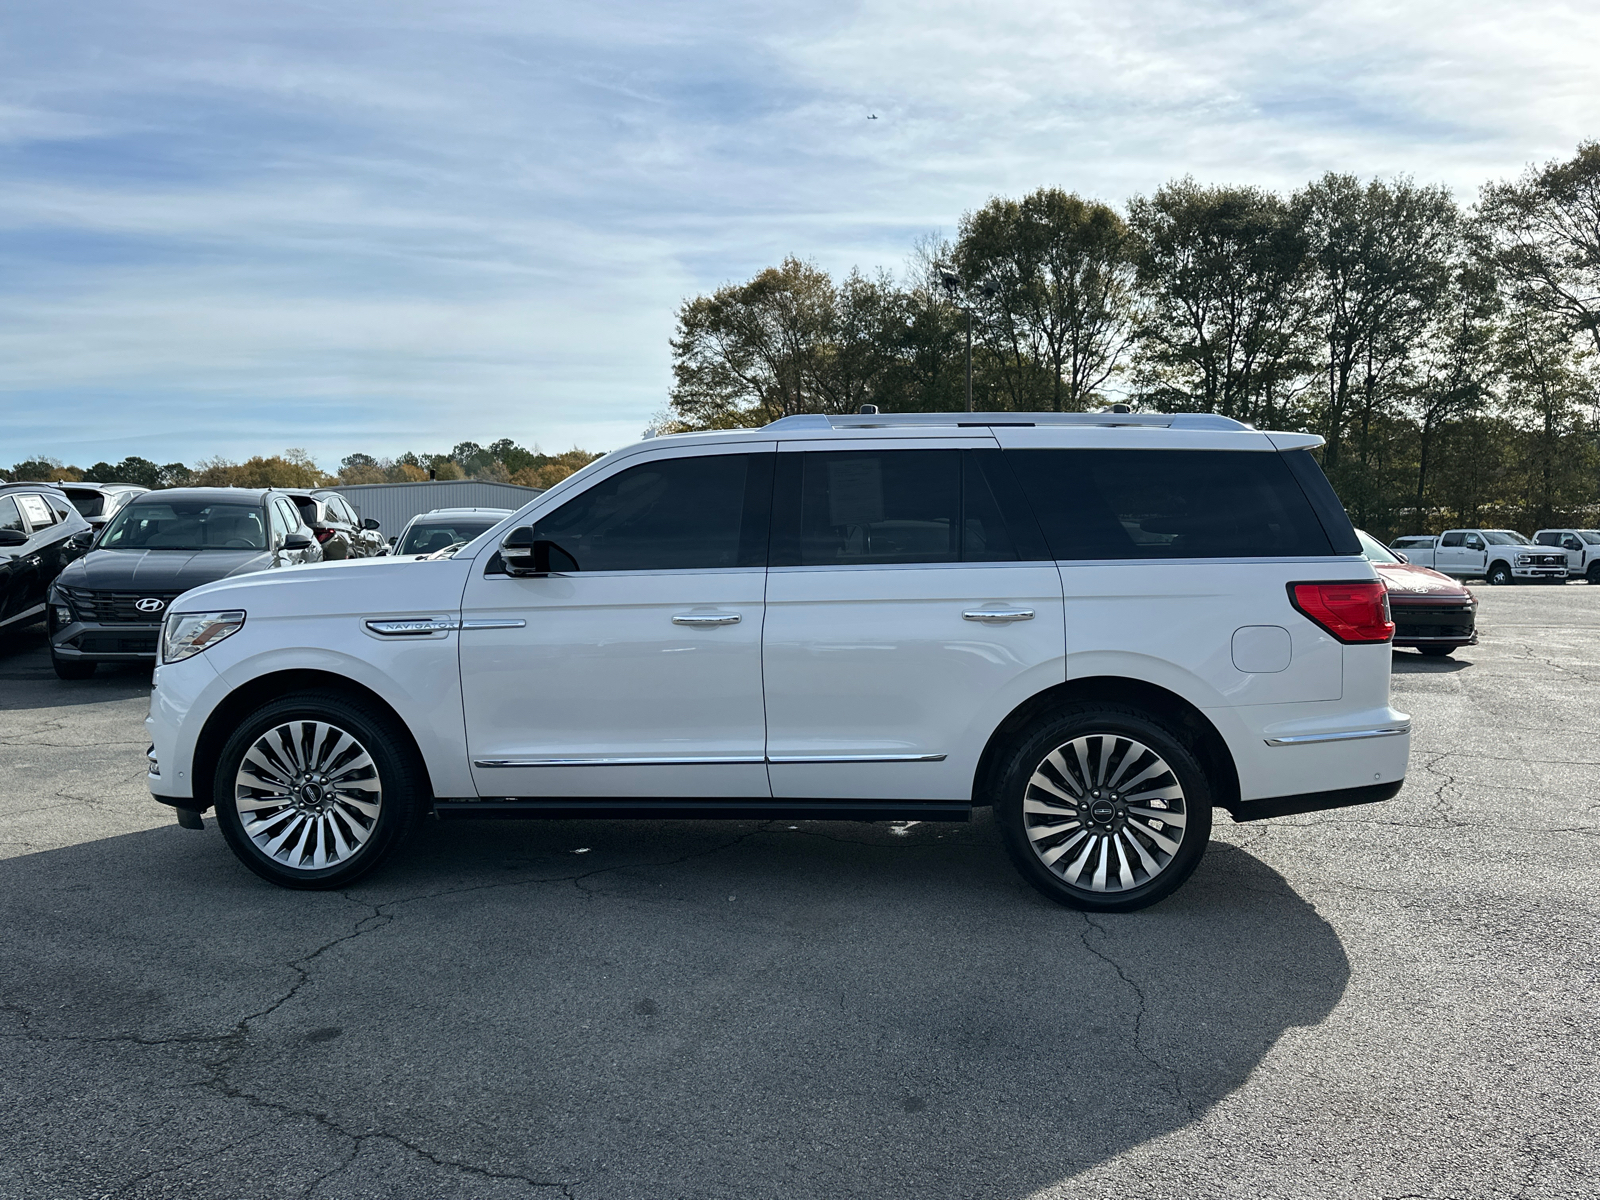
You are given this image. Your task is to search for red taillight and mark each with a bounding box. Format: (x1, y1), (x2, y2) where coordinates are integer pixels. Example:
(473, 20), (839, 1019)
(315, 529), (334, 543)
(1288, 581), (1394, 643)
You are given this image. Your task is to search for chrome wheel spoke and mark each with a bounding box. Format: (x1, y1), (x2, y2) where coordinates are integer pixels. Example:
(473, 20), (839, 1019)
(236, 719), (383, 872)
(1022, 732), (1187, 894)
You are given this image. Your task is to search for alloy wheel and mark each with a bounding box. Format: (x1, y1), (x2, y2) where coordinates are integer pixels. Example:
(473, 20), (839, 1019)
(234, 720), (383, 870)
(1021, 734), (1188, 894)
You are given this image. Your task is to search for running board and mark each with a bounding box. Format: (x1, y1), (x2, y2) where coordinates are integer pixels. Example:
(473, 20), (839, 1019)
(432, 798), (972, 822)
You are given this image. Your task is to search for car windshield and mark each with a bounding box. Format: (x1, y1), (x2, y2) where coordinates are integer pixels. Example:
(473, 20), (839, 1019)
(1481, 531), (1531, 545)
(99, 501), (268, 551)
(1581, 531), (1600, 545)
(398, 520), (495, 556)
(64, 490), (106, 518)
(1356, 530), (1402, 564)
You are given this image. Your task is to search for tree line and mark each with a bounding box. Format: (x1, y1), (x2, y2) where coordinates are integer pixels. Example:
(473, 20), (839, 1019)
(667, 141), (1600, 539)
(6, 441), (601, 493)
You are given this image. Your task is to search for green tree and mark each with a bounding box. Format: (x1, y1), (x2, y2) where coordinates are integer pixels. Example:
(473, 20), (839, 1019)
(1498, 303), (1599, 528)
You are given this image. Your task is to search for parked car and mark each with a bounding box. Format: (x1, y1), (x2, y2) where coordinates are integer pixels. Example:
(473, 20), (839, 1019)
(1357, 530), (1477, 657)
(146, 411), (1408, 912)
(1532, 528), (1600, 583)
(292, 491), (384, 560)
(54, 482), (150, 532)
(0, 484), (93, 635)
(389, 508), (513, 558)
(1396, 530), (1566, 584)
(47, 488), (323, 679)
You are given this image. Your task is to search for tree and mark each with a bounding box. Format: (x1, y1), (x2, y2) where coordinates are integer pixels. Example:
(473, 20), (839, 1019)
(1127, 179), (1311, 425)
(1498, 303), (1599, 528)
(1480, 142), (1600, 356)
(956, 188), (1137, 411)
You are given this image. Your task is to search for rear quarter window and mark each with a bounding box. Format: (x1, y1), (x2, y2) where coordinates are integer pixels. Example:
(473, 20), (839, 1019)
(1006, 448), (1346, 560)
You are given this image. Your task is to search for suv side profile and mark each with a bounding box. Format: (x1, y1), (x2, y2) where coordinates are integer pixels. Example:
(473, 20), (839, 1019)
(145, 413), (1408, 912)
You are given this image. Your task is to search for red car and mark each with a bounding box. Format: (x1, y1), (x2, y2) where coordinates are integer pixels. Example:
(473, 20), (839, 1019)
(1358, 530), (1478, 657)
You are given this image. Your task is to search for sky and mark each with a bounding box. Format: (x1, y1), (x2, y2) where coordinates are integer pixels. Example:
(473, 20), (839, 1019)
(3, 0), (1599, 471)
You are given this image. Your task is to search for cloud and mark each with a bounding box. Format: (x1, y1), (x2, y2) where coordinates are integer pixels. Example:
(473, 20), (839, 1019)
(2, 0), (1598, 467)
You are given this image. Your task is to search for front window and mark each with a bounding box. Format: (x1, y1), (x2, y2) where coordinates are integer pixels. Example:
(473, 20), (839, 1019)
(399, 520), (498, 557)
(99, 501), (268, 551)
(1482, 531), (1531, 546)
(1356, 530), (1402, 564)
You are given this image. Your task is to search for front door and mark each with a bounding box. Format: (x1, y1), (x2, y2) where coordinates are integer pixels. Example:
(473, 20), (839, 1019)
(762, 443), (1066, 802)
(460, 446), (775, 799)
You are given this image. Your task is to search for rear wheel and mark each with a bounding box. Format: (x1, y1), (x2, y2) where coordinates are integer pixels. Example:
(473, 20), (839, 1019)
(993, 704), (1213, 913)
(1418, 645), (1455, 657)
(1486, 562), (1512, 586)
(213, 691), (427, 889)
(51, 653), (96, 680)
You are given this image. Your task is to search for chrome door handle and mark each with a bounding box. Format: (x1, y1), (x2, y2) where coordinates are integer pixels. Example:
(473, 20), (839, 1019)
(963, 608), (1034, 623)
(672, 612), (741, 626)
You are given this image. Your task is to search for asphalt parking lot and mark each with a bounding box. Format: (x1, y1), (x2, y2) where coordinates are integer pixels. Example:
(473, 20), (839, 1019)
(2, 588), (1596, 1200)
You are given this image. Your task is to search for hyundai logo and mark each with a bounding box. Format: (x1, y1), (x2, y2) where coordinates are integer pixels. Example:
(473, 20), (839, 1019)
(135, 597), (166, 614)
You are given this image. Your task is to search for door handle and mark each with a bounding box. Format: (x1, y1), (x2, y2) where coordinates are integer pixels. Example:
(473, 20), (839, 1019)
(672, 612), (741, 626)
(963, 608), (1034, 623)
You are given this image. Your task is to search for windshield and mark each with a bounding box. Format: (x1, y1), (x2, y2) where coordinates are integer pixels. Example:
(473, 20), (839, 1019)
(64, 490), (105, 519)
(1356, 530), (1402, 564)
(99, 501), (267, 551)
(1581, 531), (1600, 545)
(1482, 531), (1531, 546)
(399, 520), (495, 556)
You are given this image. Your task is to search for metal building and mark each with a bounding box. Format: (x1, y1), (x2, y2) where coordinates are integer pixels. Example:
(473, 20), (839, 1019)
(326, 480), (544, 544)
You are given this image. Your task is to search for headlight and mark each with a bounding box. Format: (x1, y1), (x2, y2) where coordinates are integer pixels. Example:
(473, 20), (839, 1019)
(162, 611), (246, 663)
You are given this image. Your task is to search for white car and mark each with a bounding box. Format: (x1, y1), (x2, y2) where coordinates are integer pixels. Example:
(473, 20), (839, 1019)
(146, 411), (1408, 912)
(1533, 528), (1600, 584)
(388, 507), (514, 558)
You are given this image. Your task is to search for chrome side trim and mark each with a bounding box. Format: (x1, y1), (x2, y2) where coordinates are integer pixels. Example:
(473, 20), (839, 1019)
(461, 619), (528, 630)
(473, 752), (948, 768)
(1264, 726), (1410, 747)
(474, 755), (768, 768)
(766, 753), (948, 764)
(366, 618), (458, 636)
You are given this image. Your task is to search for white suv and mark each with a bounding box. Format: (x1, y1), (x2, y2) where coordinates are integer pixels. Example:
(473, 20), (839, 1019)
(146, 412), (1408, 911)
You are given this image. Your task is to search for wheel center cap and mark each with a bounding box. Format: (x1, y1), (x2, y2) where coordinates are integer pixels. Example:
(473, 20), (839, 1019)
(1089, 798), (1117, 823)
(300, 782), (325, 806)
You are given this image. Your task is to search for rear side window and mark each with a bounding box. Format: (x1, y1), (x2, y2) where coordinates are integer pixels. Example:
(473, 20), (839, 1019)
(1006, 449), (1338, 560)
(66, 490), (105, 519)
(0, 496), (24, 536)
(530, 452), (772, 572)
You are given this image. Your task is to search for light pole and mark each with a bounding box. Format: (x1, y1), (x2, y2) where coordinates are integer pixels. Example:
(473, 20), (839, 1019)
(939, 270), (995, 413)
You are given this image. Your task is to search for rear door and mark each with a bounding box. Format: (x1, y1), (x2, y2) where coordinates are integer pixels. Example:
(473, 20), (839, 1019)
(0, 496), (31, 624)
(14, 493), (62, 612)
(761, 440), (1065, 801)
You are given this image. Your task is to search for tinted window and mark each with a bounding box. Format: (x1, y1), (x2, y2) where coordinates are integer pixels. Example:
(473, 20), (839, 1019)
(0, 496), (23, 536)
(1440, 532), (1464, 547)
(1535, 532), (1560, 546)
(401, 520), (497, 556)
(1007, 449), (1336, 560)
(65, 490), (106, 519)
(100, 502), (268, 551)
(530, 453), (770, 572)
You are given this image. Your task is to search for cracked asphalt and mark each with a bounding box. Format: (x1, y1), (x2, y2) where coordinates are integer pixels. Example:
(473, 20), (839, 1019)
(1, 586), (1596, 1200)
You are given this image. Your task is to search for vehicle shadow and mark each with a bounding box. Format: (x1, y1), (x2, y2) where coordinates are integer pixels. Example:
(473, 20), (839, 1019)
(0, 816), (1348, 1200)
(0, 622), (152, 703)
(1391, 651), (1472, 673)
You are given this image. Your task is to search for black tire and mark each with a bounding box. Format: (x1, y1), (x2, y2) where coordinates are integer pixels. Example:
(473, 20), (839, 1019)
(1486, 562), (1513, 586)
(992, 703), (1213, 913)
(213, 690), (428, 889)
(51, 653), (96, 680)
(1587, 563), (1600, 585)
(1418, 645), (1455, 657)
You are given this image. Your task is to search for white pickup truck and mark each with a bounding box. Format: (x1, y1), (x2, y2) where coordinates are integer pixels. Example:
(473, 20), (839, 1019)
(1389, 529), (1568, 585)
(1533, 528), (1600, 584)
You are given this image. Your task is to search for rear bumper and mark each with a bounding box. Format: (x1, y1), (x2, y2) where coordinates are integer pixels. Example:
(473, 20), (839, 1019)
(1229, 780), (1402, 821)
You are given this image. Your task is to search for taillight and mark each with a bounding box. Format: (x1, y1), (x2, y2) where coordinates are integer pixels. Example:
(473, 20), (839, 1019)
(1288, 581), (1394, 643)
(315, 529), (334, 543)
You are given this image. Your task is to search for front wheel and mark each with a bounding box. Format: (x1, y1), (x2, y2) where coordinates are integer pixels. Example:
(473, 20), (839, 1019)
(1418, 645), (1455, 658)
(1486, 562), (1513, 586)
(1586, 563), (1600, 585)
(213, 691), (427, 889)
(993, 704), (1213, 913)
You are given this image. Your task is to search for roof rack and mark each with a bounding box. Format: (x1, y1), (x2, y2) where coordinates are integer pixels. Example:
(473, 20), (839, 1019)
(761, 411), (1252, 432)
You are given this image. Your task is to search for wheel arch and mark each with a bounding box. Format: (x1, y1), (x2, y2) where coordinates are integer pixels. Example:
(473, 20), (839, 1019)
(972, 676), (1241, 813)
(191, 669), (434, 813)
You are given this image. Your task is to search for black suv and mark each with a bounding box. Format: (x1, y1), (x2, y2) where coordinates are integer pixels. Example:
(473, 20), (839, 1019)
(47, 487), (323, 679)
(0, 484), (93, 636)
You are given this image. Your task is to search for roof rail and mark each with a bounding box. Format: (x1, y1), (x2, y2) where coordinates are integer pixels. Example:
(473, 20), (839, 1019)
(762, 411), (1253, 432)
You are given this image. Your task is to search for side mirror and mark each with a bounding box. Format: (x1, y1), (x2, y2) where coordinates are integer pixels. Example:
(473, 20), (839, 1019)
(499, 528), (577, 576)
(71, 530), (96, 549)
(1394, 551), (1408, 563)
(283, 532), (313, 551)
(0, 528), (26, 547)
(362, 518), (380, 530)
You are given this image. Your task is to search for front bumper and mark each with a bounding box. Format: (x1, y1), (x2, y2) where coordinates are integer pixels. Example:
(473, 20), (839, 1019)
(49, 615), (161, 662)
(1391, 601), (1477, 649)
(1511, 568), (1566, 580)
